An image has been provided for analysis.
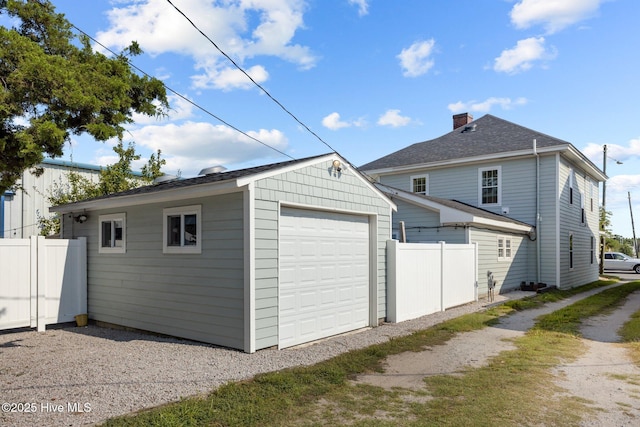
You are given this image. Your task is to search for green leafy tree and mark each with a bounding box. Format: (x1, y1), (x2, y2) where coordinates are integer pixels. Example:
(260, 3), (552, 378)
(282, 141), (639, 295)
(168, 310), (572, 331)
(37, 140), (164, 235)
(0, 0), (168, 194)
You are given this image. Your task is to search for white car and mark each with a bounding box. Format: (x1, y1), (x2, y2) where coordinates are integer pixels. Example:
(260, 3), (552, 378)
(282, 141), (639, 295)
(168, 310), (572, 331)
(604, 252), (640, 273)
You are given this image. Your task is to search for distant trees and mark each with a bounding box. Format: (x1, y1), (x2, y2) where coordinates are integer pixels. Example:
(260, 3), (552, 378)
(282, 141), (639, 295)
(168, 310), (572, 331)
(37, 141), (166, 236)
(0, 0), (168, 194)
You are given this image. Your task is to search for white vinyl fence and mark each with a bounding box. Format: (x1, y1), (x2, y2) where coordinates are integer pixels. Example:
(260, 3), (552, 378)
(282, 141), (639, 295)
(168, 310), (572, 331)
(386, 240), (477, 323)
(0, 236), (87, 331)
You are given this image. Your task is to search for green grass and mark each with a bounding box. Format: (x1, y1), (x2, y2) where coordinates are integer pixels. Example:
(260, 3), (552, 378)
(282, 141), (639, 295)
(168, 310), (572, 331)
(101, 279), (638, 427)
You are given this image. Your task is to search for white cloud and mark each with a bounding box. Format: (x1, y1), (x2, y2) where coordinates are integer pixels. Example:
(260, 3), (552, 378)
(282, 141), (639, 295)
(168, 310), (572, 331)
(447, 97), (529, 114)
(125, 121), (289, 176)
(397, 39), (436, 77)
(131, 94), (195, 125)
(321, 112), (366, 130)
(510, 0), (603, 34)
(377, 110), (411, 127)
(583, 139), (640, 167)
(192, 64), (269, 91)
(348, 0), (369, 16)
(95, 0), (316, 91)
(322, 112), (350, 130)
(493, 37), (556, 74)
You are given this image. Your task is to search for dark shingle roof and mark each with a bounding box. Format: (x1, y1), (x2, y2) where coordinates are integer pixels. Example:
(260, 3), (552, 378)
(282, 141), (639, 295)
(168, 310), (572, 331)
(378, 184), (534, 229)
(56, 154), (330, 207)
(360, 114), (571, 171)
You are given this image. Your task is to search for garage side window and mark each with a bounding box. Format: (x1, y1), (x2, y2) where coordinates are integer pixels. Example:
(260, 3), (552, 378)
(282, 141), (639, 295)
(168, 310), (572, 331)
(98, 213), (126, 254)
(163, 205), (202, 254)
(497, 235), (512, 261)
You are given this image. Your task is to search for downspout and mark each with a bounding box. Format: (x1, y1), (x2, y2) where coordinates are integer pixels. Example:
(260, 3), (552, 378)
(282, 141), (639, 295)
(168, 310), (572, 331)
(534, 139), (541, 283)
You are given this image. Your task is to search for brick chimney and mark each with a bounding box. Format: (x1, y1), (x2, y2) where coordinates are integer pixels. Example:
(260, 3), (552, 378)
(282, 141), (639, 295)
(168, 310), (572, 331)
(453, 113), (473, 130)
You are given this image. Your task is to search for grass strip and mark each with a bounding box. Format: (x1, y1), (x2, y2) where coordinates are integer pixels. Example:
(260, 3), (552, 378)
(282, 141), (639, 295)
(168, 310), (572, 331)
(100, 280), (620, 427)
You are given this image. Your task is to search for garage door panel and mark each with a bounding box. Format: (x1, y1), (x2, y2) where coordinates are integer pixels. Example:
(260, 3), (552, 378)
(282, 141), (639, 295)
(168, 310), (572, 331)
(279, 208), (370, 348)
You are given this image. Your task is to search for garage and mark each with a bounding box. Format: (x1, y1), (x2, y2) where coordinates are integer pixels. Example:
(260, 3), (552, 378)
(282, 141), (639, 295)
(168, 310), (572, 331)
(279, 207), (370, 348)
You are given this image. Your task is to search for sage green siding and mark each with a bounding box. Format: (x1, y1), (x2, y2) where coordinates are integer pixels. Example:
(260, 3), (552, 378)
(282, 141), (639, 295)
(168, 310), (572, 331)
(254, 160), (392, 350)
(469, 228), (529, 295)
(558, 159), (600, 288)
(378, 152), (600, 289)
(67, 192), (246, 349)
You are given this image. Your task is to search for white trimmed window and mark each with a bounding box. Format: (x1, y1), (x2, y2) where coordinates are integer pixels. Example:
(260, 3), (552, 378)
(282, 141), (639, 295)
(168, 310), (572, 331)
(569, 168), (574, 204)
(479, 166), (501, 206)
(163, 205), (202, 254)
(99, 213), (126, 254)
(410, 175), (428, 195)
(497, 236), (512, 261)
(569, 233), (574, 269)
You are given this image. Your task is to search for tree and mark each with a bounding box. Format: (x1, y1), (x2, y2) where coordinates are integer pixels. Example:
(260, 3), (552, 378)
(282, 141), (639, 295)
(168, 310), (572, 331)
(37, 140), (165, 236)
(0, 0), (168, 194)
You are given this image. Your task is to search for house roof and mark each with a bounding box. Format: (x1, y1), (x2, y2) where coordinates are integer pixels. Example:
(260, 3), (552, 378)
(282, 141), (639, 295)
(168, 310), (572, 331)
(377, 183), (535, 235)
(50, 153), (395, 213)
(360, 114), (605, 181)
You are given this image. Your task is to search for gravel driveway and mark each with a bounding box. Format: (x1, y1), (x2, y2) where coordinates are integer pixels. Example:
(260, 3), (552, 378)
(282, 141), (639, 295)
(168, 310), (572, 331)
(1, 292), (525, 427)
(3, 284), (638, 427)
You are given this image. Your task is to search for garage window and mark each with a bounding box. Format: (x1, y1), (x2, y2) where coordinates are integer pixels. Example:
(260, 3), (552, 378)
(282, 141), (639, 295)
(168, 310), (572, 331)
(497, 236), (512, 261)
(99, 213), (126, 254)
(163, 205), (201, 254)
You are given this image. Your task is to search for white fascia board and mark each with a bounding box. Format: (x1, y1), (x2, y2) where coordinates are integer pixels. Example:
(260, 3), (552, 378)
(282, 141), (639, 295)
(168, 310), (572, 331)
(50, 180), (242, 213)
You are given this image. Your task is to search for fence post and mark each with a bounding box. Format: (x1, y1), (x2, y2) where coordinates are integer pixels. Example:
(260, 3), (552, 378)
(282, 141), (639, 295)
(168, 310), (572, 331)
(439, 241), (445, 312)
(77, 237), (88, 315)
(386, 239), (398, 322)
(473, 241), (479, 302)
(35, 236), (46, 332)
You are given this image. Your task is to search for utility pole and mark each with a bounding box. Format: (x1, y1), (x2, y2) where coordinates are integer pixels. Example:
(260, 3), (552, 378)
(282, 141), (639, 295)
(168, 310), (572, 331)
(630, 192), (638, 257)
(599, 145), (608, 275)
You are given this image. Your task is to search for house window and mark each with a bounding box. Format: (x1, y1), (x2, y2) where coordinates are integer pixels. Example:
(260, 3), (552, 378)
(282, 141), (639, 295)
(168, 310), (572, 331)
(569, 233), (574, 270)
(411, 175), (428, 195)
(497, 236), (512, 261)
(569, 168), (574, 205)
(479, 166), (501, 205)
(163, 205), (202, 254)
(98, 213), (126, 254)
(590, 179), (594, 212)
(581, 192), (585, 225)
(590, 236), (594, 264)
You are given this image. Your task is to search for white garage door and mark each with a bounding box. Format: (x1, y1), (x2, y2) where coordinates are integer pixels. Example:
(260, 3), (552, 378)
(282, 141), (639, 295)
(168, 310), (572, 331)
(279, 207), (370, 348)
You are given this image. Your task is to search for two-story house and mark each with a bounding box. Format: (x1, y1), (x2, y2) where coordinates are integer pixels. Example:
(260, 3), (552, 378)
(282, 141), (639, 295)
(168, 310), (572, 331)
(361, 113), (606, 293)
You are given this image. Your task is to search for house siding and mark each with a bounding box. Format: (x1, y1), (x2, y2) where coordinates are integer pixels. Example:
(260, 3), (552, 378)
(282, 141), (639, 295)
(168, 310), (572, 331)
(558, 158), (600, 288)
(470, 228), (529, 295)
(253, 160), (392, 350)
(379, 157), (538, 225)
(65, 192), (246, 349)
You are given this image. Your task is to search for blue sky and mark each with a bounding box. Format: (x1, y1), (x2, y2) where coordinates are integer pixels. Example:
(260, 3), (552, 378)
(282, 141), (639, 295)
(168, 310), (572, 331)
(31, 1), (640, 237)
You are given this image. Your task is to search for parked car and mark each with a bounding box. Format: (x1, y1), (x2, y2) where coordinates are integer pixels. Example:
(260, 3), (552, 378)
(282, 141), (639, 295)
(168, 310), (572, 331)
(604, 252), (640, 273)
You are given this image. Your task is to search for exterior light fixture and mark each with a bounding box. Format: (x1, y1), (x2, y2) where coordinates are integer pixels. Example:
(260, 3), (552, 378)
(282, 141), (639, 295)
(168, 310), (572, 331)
(75, 214), (88, 223)
(332, 159), (342, 173)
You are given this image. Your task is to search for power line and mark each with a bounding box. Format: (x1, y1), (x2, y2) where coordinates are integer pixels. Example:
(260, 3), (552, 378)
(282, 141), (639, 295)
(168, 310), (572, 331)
(68, 24), (294, 161)
(165, 0), (341, 156)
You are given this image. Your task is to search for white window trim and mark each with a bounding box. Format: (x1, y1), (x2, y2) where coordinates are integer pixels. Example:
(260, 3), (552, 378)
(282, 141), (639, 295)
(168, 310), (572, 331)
(410, 174), (428, 195)
(569, 233), (574, 270)
(497, 235), (512, 261)
(163, 205), (202, 254)
(478, 166), (501, 206)
(98, 213), (126, 254)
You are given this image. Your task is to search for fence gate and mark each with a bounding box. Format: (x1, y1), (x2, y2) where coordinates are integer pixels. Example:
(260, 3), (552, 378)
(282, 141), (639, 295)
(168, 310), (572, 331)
(386, 240), (478, 323)
(0, 236), (87, 331)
